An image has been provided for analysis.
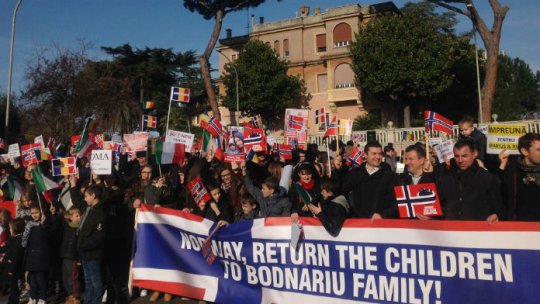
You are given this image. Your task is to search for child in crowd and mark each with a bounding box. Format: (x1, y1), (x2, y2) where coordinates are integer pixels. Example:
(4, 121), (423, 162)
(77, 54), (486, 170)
(60, 207), (82, 304)
(458, 116), (487, 161)
(235, 195), (258, 222)
(5, 218), (25, 304)
(203, 183), (234, 225)
(242, 164), (291, 217)
(22, 205), (50, 304)
(16, 192), (33, 219)
(307, 179), (349, 237)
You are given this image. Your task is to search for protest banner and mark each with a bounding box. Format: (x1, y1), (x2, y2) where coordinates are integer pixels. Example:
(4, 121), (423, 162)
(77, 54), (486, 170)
(165, 129), (195, 152)
(132, 206), (540, 303)
(124, 132), (148, 152)
(285, 108), (308, 149)
(486, 124), (527, 155)
(90, 150), (112, 175)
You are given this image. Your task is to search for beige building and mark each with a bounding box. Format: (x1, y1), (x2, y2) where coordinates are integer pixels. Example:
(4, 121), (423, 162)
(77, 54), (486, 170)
(217, 2), (399, 134)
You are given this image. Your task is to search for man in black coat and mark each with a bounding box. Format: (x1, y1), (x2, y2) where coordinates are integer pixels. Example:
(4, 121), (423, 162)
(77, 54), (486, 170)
(498, 132), (540, 221)
(342, 141), (398, 220)
(70, 177), (106, 304)
(436, 140), (503, 222)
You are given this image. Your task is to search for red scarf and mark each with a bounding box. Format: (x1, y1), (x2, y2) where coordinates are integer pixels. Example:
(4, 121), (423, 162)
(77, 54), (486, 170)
(299, 179), (315, 190)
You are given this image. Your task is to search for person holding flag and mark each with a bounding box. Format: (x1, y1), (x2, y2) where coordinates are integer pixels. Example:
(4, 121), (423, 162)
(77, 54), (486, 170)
(289, 162), (321, 222)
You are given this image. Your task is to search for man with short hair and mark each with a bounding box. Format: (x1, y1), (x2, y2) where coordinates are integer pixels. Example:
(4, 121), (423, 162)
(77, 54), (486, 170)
(498, 132), (540, 221)
(342, 141), (398, 220)
(436, 140), (503, 222)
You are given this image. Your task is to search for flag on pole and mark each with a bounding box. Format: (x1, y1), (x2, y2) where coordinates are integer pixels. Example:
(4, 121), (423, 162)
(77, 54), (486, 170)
(32, 168), (61, 204)
(51, 157), (77, 176)
(324, 117), (338, 137)
(424, 111), (453, 135)
(75, 118), (98, 158)
(145, 101), (155, 109)
(205, 116), (223, 138)
(170, 87), (190, 103)
(6, 176), (24, 201)
(143, 115), (157, 128)
(155, 142), (185, 165)
(288, 115), (304, 131)
(338, 119), (353, 136)
(315, 108), (327, 128)
(292, 182), (312, 204)
(346, 147), (365, 167)
(273, 143), (292, 160)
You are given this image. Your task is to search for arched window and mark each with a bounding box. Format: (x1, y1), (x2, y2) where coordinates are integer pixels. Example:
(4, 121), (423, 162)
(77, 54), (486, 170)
(333, 23), (352, 47)
(274, 40), (280, 57)
(334, 63), (355, 89)
(283, 39), (289, 57)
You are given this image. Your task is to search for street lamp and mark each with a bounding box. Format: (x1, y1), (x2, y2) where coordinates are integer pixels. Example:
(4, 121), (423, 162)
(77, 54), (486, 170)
(217, 49), (239, 124)
(5, 0), (24, 143)
(467, 3), (483, 124)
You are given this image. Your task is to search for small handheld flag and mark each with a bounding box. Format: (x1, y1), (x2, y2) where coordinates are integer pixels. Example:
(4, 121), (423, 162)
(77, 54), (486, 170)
(143, 115), (157, 129)
(145, 101), (155, 109)
(424, 111), (453, 135)
(51, 157), (77, 176)
(324, 117), (338, 137)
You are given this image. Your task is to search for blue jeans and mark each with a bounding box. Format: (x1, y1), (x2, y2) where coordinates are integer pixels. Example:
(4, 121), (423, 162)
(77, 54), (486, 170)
(82, 260), (103, 304)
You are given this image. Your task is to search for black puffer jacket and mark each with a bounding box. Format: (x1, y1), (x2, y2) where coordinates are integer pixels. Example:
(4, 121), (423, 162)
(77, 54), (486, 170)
(437, 160), (504, 220)
(60, 222), (78, 260)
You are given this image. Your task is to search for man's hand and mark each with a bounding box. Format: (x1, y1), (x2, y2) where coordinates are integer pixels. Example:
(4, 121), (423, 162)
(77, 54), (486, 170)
(487, 213), (499, 224)
(371, 213), (382, 223)
(291, 212), (299, 223)
(416, 213), (432, 221)
(307, 203), (322, 216)
(498, 150), (510, 170)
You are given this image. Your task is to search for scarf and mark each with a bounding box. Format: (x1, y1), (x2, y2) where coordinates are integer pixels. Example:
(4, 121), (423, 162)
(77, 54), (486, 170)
(22, 220), (40, 248)
(518, 159), (540, 186)
(221, 182), (232, 193)
(299, 179), (315, 190)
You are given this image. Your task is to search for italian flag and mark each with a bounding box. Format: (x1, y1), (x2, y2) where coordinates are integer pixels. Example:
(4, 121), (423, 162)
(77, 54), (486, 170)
(75, 118), (98, 158)
(155, 142), (185, 165)
(32, 168), (61, 204)
(7, 176), (24, 201)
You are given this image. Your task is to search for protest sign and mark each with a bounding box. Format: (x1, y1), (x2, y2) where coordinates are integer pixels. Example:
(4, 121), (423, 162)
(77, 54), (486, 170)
(90, 150), (112, 175)
(34, 135), (45, 148)
(244, 128), (267, 153)
(124, 132), (148, 152)
(165, 130), (195, 152)
(133, 206), (540, 303)
(8, 143), (20, 161)
(487, 124), (527, 155)
(21, 144), (41, 166)
(394, 183), (442, 218)
(188, 177), (211, 208)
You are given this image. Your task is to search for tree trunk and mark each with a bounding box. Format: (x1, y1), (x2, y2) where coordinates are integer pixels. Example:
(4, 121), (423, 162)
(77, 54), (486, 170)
(199, 9), (225, 120)
(403, 105), (411, 127)
(481, 47), (499, 122)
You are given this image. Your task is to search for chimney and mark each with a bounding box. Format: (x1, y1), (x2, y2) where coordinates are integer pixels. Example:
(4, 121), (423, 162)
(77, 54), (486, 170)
(314, 7), (321, 16)
(259, 16), (264, 24)
(226, 29), (232, 38)
(300, 5), (310, 17)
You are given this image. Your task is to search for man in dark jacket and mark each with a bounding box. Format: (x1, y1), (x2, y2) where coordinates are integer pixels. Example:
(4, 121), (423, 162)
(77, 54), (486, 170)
(498, 132), (540, 221)
(342, 141), (398, 220)
(70, 177), (106, 304)
(437, 140), (503, 222)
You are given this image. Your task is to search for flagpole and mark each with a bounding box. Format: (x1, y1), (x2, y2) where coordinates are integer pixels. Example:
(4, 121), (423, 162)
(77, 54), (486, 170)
(187, 119), (191, 133)
(34, 185), (44, 215)
(326, 141), (332, 178)
(166, 94), (173, 134)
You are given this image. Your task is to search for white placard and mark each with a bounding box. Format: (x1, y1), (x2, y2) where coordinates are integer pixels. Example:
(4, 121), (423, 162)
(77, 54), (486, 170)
(8, 143), (20, 160)
(434, 139), (455, 163)
(486, 124), (527, 155)
(90, 150), (112, 175)
(428, 137), (443, 147)
(165, 130), (195, 152)
(34, 135), (45, 148)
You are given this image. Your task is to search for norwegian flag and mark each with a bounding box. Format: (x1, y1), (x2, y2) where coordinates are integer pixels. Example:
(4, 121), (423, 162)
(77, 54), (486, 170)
(273, 143), (292, 160)
(202, 225), (220, 265)
(424, 111), (453, 135)
(244, 128), (267, 152)
(394, 183), (443, 218)
(205, 116), (223, 138)
(252, 115), (263, 129)
(324, 116), (338, 137)
(346, 147), (365, 167)
(315, 108), (327, 128)
(288, 115), (304, 131)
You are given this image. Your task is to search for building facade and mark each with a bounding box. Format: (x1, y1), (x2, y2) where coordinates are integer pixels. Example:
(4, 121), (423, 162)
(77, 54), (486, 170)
(217, 2), (399, 134)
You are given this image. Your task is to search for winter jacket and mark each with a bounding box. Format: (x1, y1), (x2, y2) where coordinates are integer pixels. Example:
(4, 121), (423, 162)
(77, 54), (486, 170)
(437, 160), (504, 220)
(192, 197), (234, 223)
(5, 234), (24, 278)
(315, 195), (349, 237)
(459, 129), (487, 161)
(24, 221), (51, 271)
(342, 162), (398, 218)
(498, 158), (540, 221)
(243, 175), (291, 217)
(70, 188), (107, 261)
(60, 222), (79, 260)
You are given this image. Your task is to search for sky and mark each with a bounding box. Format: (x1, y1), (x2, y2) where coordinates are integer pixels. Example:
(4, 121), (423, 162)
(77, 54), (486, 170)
(0, 0), (539, 95)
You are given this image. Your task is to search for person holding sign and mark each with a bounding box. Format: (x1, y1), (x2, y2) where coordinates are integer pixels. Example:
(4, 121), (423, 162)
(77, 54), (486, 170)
(436, 140), (504, 223)
(498, 133), (540, 221)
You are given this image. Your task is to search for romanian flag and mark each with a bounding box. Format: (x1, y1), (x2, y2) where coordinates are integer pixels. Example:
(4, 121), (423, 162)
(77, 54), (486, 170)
(171, 87), (190, 103)
(145, 101), (155, 109)
(143, 115), (157, 128)
(51, 157), (77, 176)
(155, 142), (185, 165)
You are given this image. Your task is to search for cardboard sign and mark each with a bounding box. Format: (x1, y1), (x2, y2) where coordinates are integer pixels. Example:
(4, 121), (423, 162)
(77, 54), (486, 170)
(244, 128), (267, 153)
(124, 132), (148, 152)
(487, 124), (527, 155)
(7, 143), (20, 161)
(34, 135), (45, 148)
(90, 150), (112, 175)
(434, 139), (455, 163)
(21, 143), (41, 167)
(165, 130), (195, 153)
(188, 176), (211, 208)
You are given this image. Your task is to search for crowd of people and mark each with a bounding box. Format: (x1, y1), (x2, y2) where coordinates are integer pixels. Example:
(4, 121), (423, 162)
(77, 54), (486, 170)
(0, 116), (539, 304)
